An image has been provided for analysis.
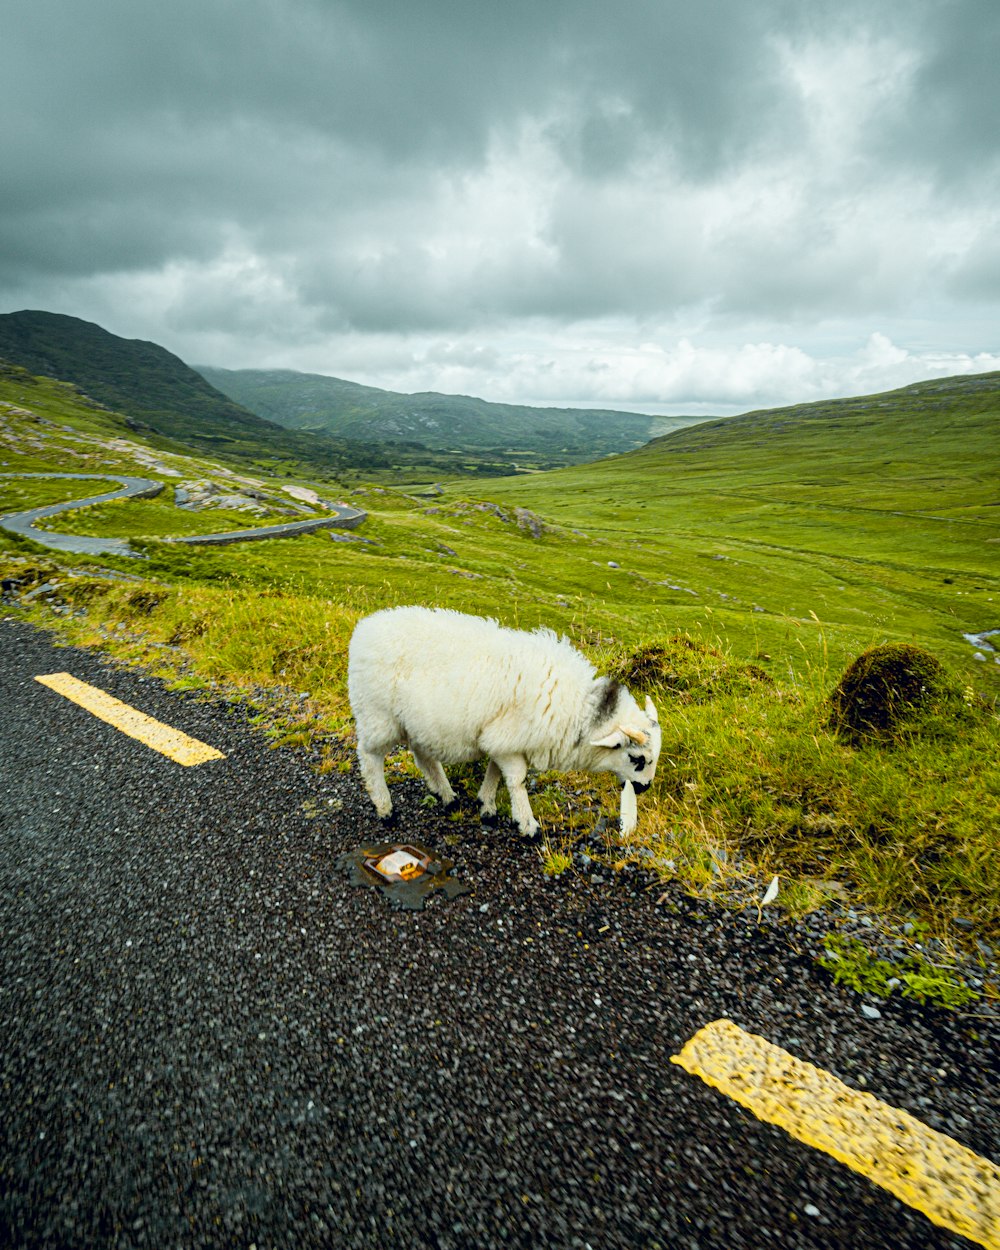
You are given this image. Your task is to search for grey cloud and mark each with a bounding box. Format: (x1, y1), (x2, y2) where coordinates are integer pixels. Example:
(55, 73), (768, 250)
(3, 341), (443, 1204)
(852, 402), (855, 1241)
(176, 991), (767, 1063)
(550, 3), (798, 178)
(3, 1), (824, 181)
(946, 222), (1000, 302)
(1, 0), (998, 394)
(884, 0), (1000, 179)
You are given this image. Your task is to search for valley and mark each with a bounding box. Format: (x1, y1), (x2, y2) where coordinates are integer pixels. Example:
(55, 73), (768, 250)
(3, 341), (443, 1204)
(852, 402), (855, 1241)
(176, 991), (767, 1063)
(198, 363), (670, 465)
(1, 344), (998, 978)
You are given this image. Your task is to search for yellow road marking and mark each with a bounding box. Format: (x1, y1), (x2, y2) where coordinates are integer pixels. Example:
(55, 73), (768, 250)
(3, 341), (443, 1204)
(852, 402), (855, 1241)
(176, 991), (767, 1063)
(671, 1018), (1000, 1249)
(35, 672), (225, 767)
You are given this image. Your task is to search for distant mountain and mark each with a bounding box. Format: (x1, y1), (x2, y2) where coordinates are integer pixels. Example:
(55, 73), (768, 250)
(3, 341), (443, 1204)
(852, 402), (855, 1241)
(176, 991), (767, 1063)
(0, 311), (391, 471)
(196, 366), (659, 462)
(0, 313), (665, 478)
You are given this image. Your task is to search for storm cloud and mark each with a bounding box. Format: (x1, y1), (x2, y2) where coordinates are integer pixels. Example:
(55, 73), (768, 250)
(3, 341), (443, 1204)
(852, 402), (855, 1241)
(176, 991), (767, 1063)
(2, 0), (998, 412)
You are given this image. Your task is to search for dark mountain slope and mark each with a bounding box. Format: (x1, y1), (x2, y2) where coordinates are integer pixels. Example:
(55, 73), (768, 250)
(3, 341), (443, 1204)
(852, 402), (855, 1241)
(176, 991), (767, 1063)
(0, 311), (389, 471)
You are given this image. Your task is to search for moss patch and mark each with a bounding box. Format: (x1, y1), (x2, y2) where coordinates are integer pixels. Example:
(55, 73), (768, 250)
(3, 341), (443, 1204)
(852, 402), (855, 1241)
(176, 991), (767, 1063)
(606, 636), (774, 703)
(828, 643), (954, 742)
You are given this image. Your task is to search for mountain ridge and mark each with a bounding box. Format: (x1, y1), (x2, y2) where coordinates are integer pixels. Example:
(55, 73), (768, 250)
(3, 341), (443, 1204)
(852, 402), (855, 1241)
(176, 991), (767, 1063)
(196, 364), (668, 461)
(0, 311), (393, 473)
(0, 311), (672, 475)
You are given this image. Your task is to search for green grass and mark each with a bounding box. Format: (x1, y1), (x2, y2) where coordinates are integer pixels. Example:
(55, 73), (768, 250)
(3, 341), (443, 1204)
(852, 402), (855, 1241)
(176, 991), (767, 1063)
(604, 637), (998, 934)
(473, 372), (1000, 691)
(819, 934), (980, 1011)
(539, 843), (574, 877)
(2, 364), (998, 986)
(0, 476), (115, 512)
(30, 495), (314, 541)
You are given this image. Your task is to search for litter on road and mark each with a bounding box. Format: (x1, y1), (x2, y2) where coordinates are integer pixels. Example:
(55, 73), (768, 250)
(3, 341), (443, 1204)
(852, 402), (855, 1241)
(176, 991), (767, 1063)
(339, 840), (472, 909)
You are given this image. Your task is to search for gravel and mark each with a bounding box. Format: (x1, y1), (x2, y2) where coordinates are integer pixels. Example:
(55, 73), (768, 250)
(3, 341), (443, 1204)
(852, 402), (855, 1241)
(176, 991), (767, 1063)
(1, 615), (997, 1250)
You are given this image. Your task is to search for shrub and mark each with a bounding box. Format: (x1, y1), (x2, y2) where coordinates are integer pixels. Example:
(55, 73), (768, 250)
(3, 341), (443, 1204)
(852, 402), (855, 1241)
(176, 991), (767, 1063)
(828, 643), (952, 742)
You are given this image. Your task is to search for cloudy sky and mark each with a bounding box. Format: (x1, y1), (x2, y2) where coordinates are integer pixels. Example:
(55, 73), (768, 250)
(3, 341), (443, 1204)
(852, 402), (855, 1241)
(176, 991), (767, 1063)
(2, 0), (999, 414)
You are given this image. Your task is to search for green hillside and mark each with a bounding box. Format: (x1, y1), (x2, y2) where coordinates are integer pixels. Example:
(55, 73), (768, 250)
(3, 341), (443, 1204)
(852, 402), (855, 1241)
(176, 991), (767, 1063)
(473, 370), (1000, 674)
(0, 310), (286, 447)
(5, 357), (994, 685)
(0, 311), (439, 476)
(2, 312), (642, 480)
(197, 365), (669, 464)
(2, 360), (998, 964)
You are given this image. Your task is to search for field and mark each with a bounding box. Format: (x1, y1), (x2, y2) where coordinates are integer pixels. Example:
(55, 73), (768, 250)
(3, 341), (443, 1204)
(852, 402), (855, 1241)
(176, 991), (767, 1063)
(475, 375), (1000, 682)
(2, 364), (998, 1001)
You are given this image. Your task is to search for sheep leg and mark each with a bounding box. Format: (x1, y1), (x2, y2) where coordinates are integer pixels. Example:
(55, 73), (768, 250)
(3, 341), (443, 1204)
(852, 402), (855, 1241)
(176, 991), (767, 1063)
(357, 745), (394, 821)
(411, 749), (457, 809)
(477, 759), (503, 824)
(493, 754), (539, 838)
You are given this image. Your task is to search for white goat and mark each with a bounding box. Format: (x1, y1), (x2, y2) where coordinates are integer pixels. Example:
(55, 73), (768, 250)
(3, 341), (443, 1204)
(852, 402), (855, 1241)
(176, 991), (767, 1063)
(347, 606), (660, 837)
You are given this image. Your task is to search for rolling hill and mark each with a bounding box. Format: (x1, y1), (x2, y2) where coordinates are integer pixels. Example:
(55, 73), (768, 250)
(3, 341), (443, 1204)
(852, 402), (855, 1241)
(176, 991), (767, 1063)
(473, 367), (1000, 671)
(641, 368), (1000, 462)
(0, 311), (400, 474)
(0, 312), (679, 477)
(196, 365), (678, 463)
(2, 360), (998, 950)
(477, 367), (1000, 545)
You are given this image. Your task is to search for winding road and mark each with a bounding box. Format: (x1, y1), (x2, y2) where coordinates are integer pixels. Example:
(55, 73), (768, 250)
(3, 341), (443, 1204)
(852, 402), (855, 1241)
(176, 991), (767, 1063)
(0, 473), (366, 557)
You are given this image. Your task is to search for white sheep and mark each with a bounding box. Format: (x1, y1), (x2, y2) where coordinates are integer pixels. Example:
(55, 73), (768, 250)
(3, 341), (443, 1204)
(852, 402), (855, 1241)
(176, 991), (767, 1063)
(347, 606), (661, 837)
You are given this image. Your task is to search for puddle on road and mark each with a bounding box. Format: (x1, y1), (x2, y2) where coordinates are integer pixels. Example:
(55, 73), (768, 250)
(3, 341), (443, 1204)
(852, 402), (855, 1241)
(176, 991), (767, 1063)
(338, 840), (471, 910)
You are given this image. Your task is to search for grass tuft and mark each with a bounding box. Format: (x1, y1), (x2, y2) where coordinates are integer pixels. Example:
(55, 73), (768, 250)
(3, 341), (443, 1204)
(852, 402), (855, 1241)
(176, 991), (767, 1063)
(828, 642), (960, 743)
(818, 934), (980, 1011)
(539, 843), (574, 877)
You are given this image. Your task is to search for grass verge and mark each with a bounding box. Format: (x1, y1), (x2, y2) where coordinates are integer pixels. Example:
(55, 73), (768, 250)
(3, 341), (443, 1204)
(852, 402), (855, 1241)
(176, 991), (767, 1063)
(4, 559), (997, 981)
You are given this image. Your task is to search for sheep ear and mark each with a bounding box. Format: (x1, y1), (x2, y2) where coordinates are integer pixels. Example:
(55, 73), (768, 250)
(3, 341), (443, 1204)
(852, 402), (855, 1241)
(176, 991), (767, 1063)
(591, 729), (626, 749)
(645, 696), (659, 725)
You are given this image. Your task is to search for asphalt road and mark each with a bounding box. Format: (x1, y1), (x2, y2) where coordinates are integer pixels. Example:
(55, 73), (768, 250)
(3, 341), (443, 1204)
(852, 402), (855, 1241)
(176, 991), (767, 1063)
(0, 473), (366, 556)
(1, 615), (996, 1250)
(0, 474), (165, 557)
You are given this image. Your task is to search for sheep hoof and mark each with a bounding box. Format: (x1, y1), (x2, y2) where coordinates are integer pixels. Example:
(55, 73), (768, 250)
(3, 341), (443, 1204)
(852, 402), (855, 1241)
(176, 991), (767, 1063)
(378, 810), (398, 829)
(479, 808), (499, 827)
(440, 797), (460, 814)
